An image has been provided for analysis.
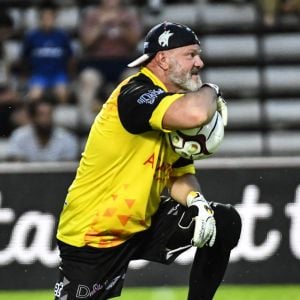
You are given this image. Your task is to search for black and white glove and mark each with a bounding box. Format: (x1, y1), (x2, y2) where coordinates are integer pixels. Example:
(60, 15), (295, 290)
(178, 191), (216, 248)
(202, 83), (228, 127)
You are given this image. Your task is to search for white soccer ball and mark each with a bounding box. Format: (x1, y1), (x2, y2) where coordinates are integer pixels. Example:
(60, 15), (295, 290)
(167, 111), (224, 160)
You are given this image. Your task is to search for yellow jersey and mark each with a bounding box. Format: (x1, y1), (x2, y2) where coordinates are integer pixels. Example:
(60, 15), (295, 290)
(57, 67), (195, 248)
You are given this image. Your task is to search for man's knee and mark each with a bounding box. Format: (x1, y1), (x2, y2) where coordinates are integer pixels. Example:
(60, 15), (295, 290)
(225, 204), (242, 249)
(211, 202), (242, 251)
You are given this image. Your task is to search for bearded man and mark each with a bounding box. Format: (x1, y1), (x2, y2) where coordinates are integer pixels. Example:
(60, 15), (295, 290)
(54, 22), (241, 300)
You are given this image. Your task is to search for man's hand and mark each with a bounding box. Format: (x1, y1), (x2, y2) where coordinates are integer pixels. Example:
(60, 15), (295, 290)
(202, 83), (228, 126)
(178, 191), (216, 248)
(202, 83), (221, 96)
(217, 96), (228, 126)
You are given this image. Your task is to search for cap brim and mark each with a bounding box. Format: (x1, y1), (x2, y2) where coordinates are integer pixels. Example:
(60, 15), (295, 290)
(127, 54), (151, 68)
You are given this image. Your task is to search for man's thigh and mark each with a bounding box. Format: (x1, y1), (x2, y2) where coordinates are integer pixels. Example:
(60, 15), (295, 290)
(135, 198), (193, 264)
(135, 198), (241, 264)
(54, 240), (139, 300)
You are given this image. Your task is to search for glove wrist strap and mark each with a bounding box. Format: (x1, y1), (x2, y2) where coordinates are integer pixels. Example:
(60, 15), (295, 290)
(186, 191), (206, 207)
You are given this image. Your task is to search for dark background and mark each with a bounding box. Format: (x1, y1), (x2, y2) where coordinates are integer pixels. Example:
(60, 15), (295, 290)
(0, 165), (299, 289)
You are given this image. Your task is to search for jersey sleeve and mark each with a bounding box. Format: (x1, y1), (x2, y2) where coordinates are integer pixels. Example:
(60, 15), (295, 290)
(118, 77), (183, 134)
(171, 157), (196, 177)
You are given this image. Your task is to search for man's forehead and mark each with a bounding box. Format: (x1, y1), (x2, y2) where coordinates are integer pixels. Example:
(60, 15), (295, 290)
(185, 44), (201, 51)
(172, 44), (202, 53)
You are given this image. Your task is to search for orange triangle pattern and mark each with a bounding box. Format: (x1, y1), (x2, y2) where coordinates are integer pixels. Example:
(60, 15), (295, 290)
(124, 199), (135, 209)
(117, 215), (130, 226)
(103, 207), (117, 217)
(111, 194), (118, 201)
(90, 212), (100, 226)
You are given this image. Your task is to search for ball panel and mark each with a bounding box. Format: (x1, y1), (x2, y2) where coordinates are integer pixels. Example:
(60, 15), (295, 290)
(167, 111), (224, 160)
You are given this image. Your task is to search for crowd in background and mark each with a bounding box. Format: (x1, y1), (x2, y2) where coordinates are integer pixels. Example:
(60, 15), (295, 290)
(0, 0), (144, 162)
(0, 0), (300, 162)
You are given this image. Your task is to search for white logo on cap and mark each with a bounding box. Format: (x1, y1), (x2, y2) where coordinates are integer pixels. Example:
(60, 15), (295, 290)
(158, 30), (174, 47)
(144, 41), (149, 49)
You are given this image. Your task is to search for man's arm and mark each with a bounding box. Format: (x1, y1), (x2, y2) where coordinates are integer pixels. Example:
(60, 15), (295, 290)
(162, 86), (217, 131)
(169, 173), (201, 206)
(170, 173), (217, 248)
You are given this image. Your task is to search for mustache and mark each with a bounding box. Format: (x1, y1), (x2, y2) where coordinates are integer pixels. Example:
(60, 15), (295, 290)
(191, 67), (200, 75)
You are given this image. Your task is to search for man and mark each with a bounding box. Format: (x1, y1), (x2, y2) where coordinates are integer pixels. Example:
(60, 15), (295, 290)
(22, 1), (74, 103)
(55, 22), (241, 300)
(7, 99), (78, 162)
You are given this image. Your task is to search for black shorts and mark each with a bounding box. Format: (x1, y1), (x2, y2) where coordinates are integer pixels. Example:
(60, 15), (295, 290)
(54, 198), (191, 300)
(54, 199), (241, 300)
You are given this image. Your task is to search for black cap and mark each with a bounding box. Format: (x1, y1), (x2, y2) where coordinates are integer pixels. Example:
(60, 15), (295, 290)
(128, 21), (200, 68)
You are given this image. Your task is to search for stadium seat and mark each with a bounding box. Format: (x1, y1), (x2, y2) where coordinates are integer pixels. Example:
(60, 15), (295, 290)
(228, 100), (261, 128)
(56, 6), (80, 32)
(263, 66), (300, 96)
(23, 6), (79, 33)
(143, 4), (197, 28)
(201, 35), (258, 64)
(263, 34), (300, 62)
(23, 8), (38, 31)
(203, 67), (260, 98)
(267, 131), (300, 156)
(265, 99), (300, 128)
(8, 8), (23, 32)
(217, 132), (264, 156)
(3, 40), (22, 63)
(196, 3), (257, 31)
(53, 105), (79, 131)
(71, 38), (82, 56)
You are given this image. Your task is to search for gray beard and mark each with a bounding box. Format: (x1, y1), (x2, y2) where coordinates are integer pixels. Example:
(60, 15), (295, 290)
(169, 70), (202, 92)
(169, 60), (202, 92)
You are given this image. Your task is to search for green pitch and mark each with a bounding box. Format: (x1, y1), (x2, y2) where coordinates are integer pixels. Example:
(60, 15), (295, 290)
(1, 285), (300, 300)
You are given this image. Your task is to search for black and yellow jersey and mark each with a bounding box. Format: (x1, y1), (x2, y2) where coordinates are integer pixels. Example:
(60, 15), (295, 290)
(57, 67), (195, 248)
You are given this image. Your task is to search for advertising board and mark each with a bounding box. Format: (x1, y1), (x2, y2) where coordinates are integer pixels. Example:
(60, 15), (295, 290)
(0, 158), (299, 289)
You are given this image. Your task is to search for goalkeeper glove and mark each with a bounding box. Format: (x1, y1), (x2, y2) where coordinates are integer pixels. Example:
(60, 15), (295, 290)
(178, 191), (216, 248)
(202, 83), (228, 126)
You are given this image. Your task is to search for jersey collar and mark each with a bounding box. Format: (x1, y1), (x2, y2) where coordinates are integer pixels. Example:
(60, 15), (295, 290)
(140, 67), (168, 92)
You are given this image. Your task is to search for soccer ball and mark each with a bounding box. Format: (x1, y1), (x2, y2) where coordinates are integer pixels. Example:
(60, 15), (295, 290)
(167, 111), (224, 160)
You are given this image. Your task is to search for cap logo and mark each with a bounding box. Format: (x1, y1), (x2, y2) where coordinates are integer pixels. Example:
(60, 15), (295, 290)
(158, 30), (174, 47)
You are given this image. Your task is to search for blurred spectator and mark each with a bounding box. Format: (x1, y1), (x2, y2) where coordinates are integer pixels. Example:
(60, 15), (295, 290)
(0, 10), (21, 138)
(282, 0), (300, 13)
(257, 0), (300, 27)
(77, 0), (142, 128)
(9, 102), (30, 130)
(21, 1), (74, 104)
(0, 10), (14, 43)
(257, 0), (282, 27)
(7, 99), (79, 162)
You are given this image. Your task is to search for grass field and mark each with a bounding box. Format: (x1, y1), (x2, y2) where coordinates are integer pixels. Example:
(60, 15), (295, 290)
(1, 285), (300, 300)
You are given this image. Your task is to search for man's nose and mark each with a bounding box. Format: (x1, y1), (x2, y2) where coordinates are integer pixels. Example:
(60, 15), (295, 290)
(195, 55), (204, 68)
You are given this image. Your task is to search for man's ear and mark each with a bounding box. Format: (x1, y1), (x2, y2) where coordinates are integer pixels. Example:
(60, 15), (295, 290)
(155, 51), (169, 71)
